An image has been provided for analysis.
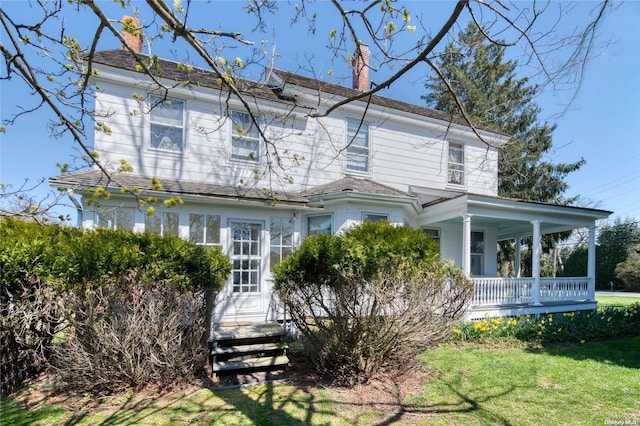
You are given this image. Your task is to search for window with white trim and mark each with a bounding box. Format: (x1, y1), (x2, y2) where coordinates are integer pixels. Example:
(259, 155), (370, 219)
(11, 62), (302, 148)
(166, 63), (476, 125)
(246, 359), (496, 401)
(346, 118), (369, 172)
(307, 214), (332, 236)
(422, 227), (441, 249)
(189, 214), (221, 246)
(448, 142), (464, 185)
(96, 206), (135, 231)
(362, 213), (388, 223)
(231, 110), (261, 162)
(471, 231), (484, 276)
(145, 211), (179, 236)
(149, 96), (184, 152)
(270, 217), (294, 269)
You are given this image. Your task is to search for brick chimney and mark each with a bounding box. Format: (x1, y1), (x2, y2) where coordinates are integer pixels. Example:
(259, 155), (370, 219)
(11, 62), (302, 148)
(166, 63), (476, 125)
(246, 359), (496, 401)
(121, 16), (143, 53)
(352, 43), (370, 91)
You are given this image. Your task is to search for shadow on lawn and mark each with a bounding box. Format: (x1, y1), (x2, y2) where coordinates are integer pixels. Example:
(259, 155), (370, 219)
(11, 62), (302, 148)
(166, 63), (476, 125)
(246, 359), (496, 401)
(209, 370), (519, 425)
(525, 336), (640, 370)
(2, 370), (521, 425)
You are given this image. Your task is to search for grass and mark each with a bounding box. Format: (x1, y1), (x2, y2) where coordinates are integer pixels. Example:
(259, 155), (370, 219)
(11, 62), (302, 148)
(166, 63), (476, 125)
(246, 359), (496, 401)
(596, 294), (640, 307)
(3, 337), (639, 425)
(411, 337), (640, 425)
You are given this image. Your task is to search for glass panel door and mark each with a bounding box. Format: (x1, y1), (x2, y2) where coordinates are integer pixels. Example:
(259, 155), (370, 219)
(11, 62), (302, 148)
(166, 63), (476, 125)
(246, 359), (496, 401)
(230, 222), (262, 293)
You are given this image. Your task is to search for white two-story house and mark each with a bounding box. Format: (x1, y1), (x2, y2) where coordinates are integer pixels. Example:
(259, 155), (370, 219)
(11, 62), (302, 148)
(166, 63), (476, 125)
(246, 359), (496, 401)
(50, 35), (610, 323)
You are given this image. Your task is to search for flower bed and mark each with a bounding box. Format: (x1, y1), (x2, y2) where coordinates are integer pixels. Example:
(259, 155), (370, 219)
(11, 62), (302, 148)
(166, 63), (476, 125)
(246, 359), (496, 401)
(452, 302), (640, 344)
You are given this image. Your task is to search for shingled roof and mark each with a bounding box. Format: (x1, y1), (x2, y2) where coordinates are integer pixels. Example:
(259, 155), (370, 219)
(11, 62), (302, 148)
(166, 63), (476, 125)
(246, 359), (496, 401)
(90, 49), (505, 135)
(50, 170), (416, 205)
(49, 170), (309, 204)
(300, 176), (411, 199)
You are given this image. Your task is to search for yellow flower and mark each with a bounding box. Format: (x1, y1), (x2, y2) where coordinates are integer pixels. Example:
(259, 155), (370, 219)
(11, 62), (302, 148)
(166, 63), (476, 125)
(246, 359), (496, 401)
(580, 340), (585, 344)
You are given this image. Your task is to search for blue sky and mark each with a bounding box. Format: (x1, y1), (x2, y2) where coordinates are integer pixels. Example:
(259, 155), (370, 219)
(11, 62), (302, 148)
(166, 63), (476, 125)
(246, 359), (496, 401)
(1, 1), (638, 224)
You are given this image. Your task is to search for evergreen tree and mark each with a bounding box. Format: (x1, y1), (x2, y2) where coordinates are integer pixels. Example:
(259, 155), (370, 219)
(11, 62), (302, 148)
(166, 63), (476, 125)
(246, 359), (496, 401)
(423, 22), (584, 203)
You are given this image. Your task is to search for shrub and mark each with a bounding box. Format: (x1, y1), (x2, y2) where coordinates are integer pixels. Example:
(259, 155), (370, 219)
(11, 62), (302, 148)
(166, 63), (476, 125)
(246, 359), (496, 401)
(51, 284), (207, 395)
(0, 218), (231, 395)
(452, 303), (640, 344)
(615, 244), (640, 289)
(274, 221), (472, 384)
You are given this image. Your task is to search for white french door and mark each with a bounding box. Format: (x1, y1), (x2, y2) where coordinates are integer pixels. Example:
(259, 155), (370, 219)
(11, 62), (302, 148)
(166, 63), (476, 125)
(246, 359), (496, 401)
(221, 221), (265, 322)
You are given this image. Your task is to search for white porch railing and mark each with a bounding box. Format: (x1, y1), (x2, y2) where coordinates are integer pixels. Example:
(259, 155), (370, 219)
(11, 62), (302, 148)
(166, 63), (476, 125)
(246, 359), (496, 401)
(539, 277), (590, 302)
(472, 278), (534, 305)
(472, 277), (590, 306)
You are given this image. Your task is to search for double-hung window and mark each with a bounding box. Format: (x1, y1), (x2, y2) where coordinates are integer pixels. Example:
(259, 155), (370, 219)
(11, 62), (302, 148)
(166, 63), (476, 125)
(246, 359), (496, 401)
(346, 119), (369, 172)
(422, 227), (441, 250)
(189, 214), (221, 246)
(470, 231), (484, 276)
(145, 211), (179, 236)
(231, 110), (260, 162)
(448, 142), (465, 185)
(270, 217), (294, 269)
(149, 96), (184, 152)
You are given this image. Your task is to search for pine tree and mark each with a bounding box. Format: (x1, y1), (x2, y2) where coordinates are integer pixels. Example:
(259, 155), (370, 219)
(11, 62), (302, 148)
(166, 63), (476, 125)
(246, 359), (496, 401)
(423, 22), (584, 203)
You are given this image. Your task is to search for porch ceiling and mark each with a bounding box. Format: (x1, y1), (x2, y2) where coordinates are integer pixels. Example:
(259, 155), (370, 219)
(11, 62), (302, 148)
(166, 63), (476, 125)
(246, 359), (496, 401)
(420, 194), (612, 240)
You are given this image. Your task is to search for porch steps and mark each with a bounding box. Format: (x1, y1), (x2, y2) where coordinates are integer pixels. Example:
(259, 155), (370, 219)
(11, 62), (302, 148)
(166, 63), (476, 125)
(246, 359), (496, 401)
(211, 322), (288, 374)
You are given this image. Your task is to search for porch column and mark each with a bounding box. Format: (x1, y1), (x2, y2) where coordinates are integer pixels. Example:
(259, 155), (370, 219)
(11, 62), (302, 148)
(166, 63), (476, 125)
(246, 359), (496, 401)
(514, 237), (522, 278)
(462, 214), (472, 277)
(588, 223), (597, 302)
(531, 220), (542, 306)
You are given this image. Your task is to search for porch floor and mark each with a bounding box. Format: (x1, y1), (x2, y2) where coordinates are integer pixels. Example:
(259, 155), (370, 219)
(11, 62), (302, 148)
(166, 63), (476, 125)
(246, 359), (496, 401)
(468, 300), (597, 320)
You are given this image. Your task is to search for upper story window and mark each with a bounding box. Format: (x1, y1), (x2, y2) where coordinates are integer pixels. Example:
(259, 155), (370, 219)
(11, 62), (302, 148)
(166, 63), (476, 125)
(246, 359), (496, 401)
(307, 214), (332, 236)
(189, 214), (221, 246)
(346, 118), (369, 173)
(231, 110), (261, 162)
(448, 142), (465, 185)
(149, 96), (184, 152)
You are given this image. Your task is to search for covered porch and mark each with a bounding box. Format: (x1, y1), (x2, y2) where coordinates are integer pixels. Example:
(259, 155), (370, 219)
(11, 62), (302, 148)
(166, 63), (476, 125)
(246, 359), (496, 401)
(419, 194), (611, 319)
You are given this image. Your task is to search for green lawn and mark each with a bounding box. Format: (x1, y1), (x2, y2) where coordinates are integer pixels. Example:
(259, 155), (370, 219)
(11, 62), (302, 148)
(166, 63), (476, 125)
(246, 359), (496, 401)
(596, 294), (640, 307)
(3, 337), (639, 425)
(410, 337), (639, 425)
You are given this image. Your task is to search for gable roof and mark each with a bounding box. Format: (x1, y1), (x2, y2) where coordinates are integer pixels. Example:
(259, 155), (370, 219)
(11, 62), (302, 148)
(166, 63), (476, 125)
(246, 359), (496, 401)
(90, 49), (507, 136)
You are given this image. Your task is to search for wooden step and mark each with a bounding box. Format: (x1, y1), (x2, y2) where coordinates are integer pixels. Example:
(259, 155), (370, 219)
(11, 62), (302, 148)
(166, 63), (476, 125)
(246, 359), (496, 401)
(212, 355), (289, 372)
(213, 322), (285, 341)
(212, 342), (287, 355)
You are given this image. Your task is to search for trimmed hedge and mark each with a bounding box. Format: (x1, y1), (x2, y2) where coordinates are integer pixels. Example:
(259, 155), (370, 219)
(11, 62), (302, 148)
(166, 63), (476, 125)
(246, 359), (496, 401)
(0, 218), (231, 395)
(274, 221), (472, 383)
(0, 218), (230, 293)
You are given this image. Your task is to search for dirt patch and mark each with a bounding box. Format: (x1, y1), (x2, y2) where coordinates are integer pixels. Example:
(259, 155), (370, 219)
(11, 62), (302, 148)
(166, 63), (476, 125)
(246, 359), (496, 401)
(11, 360), (433, 424)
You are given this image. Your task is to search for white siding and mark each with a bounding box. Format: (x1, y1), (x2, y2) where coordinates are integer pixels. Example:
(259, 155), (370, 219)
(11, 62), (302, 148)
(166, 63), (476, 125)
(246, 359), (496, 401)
(93, 78), (501, 197)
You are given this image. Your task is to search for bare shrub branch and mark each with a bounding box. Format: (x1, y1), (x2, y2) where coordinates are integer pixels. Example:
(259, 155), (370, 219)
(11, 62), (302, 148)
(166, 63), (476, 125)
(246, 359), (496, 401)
(52, 284), (207, 395)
